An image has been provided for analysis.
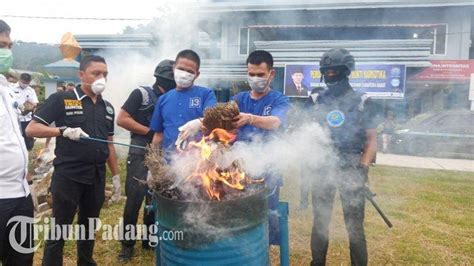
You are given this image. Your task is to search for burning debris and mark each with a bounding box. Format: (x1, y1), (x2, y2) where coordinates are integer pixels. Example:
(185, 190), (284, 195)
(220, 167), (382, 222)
(146, 102), (264, 202)
(202, 101), (240, 133)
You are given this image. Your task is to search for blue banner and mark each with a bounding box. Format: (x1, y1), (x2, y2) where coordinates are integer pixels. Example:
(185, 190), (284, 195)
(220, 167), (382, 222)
(284, 64), (406, 98)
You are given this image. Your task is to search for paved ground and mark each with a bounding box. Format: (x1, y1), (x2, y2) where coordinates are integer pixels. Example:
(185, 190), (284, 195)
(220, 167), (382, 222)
(376, 153), (474, 172)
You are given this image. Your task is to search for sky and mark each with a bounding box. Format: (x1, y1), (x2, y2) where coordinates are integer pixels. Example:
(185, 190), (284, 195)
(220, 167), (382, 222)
(0, 0), (201, 44)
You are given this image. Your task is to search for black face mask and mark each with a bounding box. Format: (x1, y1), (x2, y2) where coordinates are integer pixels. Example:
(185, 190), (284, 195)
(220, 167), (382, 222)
(324, 77), (350, 97)
(322, 67), (351, 97)
(154, 77), (176, 93)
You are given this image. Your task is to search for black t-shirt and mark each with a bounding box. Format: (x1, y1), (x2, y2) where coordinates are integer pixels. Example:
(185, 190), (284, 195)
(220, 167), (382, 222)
(121, 87), (160, 141)
(122, 89), (147, 127)
(33, 87), (114, 184)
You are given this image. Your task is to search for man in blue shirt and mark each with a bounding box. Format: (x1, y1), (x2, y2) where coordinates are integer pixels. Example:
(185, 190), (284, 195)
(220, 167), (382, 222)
(232, 50), (290, 245)
(150, 49), (217, 152)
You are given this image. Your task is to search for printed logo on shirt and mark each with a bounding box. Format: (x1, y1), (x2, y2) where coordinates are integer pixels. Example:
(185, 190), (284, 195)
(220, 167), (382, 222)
(326, 110), (345, 127)
(189, 97), (201, 108)
(263, 105), (272, 116)
(64, 99), (83, 110)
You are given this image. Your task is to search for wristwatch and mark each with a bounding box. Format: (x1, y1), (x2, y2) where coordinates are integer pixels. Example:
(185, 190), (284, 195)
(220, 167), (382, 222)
(58, 126), (68, 136)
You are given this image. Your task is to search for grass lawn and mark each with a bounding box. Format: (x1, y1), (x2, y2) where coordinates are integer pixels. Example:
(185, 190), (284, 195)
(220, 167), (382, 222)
(31, 162), (473, 265)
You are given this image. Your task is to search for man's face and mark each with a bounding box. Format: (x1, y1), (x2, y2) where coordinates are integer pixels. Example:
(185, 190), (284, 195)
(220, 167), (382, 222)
(247, 62), (274, 80)
(79, 62), (108, 90)
(19, 79), (30, 88)
(174, 57), (199, 78)
(0, 32), (13, 50)
(66, 85), (75, 91)
(292, 72), (304, 84)
(324, 69), (338, 78)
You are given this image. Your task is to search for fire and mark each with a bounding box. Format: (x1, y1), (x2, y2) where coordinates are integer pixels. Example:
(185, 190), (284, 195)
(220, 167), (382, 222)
(181, 128), (261, 201)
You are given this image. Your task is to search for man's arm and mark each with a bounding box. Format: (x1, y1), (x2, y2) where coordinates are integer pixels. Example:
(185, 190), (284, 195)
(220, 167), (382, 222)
(117, 109), (149, 135)
(233, 113), (282, 130)
(360, 128), (377, 167)
(26, 120), (61, 138)
(106, 135), (120, 176)
(152, 132), (163, 149)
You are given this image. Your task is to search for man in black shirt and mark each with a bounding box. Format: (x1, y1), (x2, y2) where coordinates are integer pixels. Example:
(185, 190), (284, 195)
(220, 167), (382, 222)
(116, 59), (175, 262)
(26, 55), (120, 266)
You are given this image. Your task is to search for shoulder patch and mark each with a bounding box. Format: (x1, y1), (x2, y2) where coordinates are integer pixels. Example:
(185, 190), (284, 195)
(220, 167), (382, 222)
(106, 106), (114, 115)
(358, 94), (370, 112)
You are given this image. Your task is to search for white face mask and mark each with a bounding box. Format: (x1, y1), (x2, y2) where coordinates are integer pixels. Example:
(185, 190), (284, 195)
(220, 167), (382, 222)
(91, 78), (106, 95)
(248, 76), (269, 93)
(174, 69), (196, 89)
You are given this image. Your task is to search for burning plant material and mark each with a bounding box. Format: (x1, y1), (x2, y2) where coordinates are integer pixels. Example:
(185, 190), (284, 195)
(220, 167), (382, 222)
(145, 127), (264, 202)
(202, 101), (240, 133)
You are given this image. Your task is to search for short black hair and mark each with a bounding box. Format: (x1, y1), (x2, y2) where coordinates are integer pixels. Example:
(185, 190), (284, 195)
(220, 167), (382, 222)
(0, 20), (11, 35)
(246, 50), (274, 69)
(292, 67), (304, 74)
(20, 73), (32, 82)
(66, 82), (75, 87)
(79, 55), (106, 71)
(175, 49), (201, 69)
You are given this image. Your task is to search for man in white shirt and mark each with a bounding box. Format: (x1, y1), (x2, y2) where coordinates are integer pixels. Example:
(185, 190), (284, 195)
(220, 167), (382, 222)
(11, 72), (38, 151)
(0, 19), (34, 266)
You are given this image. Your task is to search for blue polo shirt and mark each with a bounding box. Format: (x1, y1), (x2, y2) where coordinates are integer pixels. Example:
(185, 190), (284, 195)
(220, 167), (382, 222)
(233, 89), (290, 142)
(150, 85), (217, 150)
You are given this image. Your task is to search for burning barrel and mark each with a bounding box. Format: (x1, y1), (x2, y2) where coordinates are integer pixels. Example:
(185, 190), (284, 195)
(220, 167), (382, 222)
(148, 103), (275, 265)
(153, 186), (270, 265)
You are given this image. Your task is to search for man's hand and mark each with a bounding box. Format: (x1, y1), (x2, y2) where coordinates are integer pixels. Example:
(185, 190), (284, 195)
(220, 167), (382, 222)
(232, 113), (254, 128)
(175, 119), (202, 149)
(30, 184), (38, 212)
(110, 175), (121, 203)
(357, 164), (369, 184)
(62, 127), (89, 141)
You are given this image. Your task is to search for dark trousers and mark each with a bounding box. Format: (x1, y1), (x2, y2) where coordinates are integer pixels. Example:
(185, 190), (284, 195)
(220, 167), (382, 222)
(121, 153), (155, 248)
(0, 195), (34, 266)
(42, 173), (105, 266)
(299, 167), (311, 208)
(311, 167), (367, 266)
(20, 121), (35, 151)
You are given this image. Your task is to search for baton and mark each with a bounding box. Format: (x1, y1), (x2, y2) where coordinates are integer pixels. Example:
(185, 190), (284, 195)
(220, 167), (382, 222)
(80, 136), (146, 150)
(364, 187), (393, 228)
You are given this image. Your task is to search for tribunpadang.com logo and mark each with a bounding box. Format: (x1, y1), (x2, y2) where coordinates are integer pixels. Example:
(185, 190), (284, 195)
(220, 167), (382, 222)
(7, 215), (184, 254)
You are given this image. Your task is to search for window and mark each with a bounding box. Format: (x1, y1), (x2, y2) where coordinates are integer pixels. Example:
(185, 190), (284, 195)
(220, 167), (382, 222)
(239, 27), (249, 55)
(246, 24), (448, 55)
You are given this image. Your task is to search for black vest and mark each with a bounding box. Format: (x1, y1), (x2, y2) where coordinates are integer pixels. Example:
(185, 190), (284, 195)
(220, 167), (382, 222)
(308, 87), (369, 154)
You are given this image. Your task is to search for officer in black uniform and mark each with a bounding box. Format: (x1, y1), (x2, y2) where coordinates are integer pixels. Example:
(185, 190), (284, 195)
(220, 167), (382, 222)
(116, 59), (176, 262)
(26, 55), (120, 266)
(307, 49), (378, 266)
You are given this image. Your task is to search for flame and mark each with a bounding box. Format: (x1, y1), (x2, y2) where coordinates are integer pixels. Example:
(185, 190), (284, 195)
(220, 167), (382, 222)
(181, 128), (260, 201)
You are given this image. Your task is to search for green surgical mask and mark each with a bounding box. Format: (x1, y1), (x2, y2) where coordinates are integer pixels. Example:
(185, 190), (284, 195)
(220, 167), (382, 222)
(0, 49), (13, 73)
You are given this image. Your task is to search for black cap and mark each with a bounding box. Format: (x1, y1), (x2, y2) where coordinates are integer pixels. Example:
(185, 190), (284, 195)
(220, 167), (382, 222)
(154, 59), (175, 80)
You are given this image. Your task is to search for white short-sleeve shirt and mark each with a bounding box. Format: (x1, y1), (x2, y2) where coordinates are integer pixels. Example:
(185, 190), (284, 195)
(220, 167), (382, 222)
(11, 82), (38, 122)
(0, 75), (30, 199)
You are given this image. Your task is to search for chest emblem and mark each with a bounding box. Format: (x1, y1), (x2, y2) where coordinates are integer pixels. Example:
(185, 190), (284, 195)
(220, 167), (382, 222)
(189, 97), (201, 108)
(326, 110), (345, 127)
(64, 99), (83, 110)
(263, 105), (272, 116)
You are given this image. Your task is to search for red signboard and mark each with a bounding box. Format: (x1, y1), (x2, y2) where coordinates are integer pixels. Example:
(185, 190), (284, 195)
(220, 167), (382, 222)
(411, 60), (474, 82)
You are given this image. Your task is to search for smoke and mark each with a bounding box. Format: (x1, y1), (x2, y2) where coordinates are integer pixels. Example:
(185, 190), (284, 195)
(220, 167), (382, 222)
(91, 1), (208, 154)
(155, 108), (340, 245)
